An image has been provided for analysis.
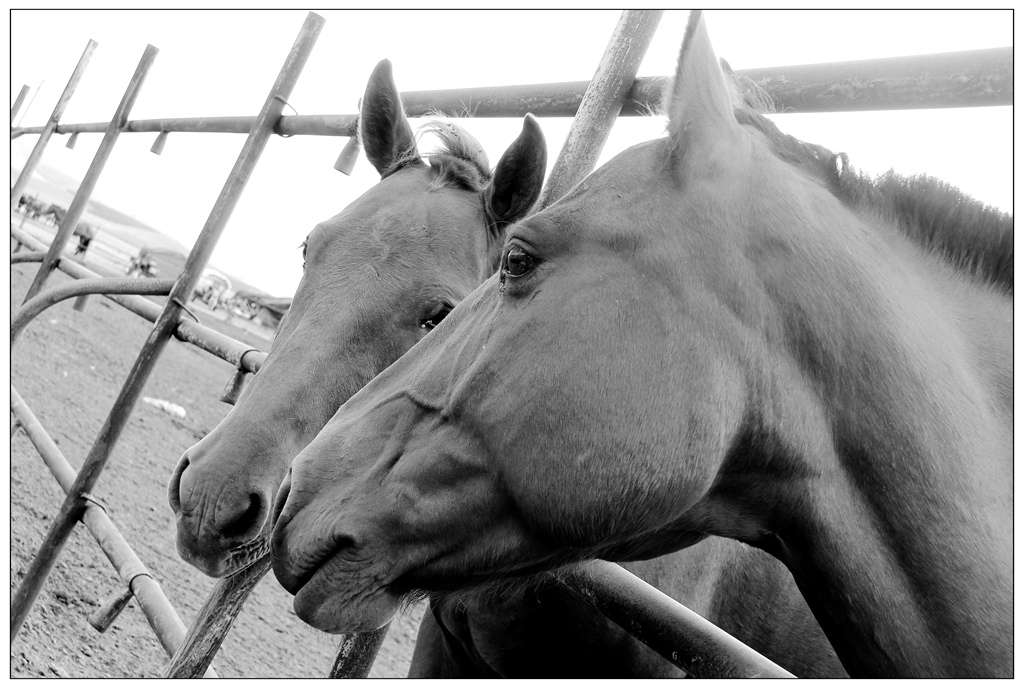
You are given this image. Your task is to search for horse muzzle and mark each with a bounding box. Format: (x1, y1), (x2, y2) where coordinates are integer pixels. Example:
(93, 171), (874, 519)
(168, 449), (277, 577)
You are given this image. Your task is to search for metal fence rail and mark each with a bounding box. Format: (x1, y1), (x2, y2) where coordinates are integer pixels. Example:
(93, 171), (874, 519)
(10, 46), (1011, 144)
(10, 9), (1012, 681)
(10, 11), (323, 673)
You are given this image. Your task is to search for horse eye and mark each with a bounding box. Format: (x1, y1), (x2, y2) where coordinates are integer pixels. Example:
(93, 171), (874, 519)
(299, 241), (308, 270)
(419, 303), (453, 331)
(502, 246), (534, 278)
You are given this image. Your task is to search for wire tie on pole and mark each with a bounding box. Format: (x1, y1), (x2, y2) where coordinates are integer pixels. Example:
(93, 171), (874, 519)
(79, 491), (109, 514)
(118, 561), (154, 590)
(220, 348), (259, 405)
(171, 297), (201, 324)
(272, 94), (299, 137)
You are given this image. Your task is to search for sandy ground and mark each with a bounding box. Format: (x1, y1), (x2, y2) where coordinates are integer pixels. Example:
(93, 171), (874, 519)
(9, 259), (424, 678)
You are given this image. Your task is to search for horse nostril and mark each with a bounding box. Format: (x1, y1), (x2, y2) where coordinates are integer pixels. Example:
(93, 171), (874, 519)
(217, 493), (266, 539)
(167, 455), (190, 515)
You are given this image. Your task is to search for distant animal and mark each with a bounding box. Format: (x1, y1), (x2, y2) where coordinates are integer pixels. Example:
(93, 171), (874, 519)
(39, 203), (66, 227)
(270, 12), (1012, 678)
(73, 222), (97, 257)
(16, 195), (50, 221)
(127, 249), (158, 278)
(170, 57), (844, 677)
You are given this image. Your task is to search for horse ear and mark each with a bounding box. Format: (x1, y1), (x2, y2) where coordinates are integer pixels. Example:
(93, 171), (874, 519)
(484, 114), (547, 229)
(664, 12), (741, 163)
(360, 59), (418, 176)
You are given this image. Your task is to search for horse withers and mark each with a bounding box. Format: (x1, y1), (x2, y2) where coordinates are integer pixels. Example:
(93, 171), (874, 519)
(270, 12), (1012, 678)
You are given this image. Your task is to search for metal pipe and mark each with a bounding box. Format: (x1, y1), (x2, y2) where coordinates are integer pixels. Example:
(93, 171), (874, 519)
(740, 46), (1013, 113)
(560, 560), (796, 678)
(11, 84), (30, 121)
(11, 225), (267, 375)
(538, 10), (663, 209)
(22, 44), (159, 304)
(11, 46), (1011, 142)
(10, 40), (96, 210)
(328, 625), (391, 678)
(12, 113), (358, 139)
(14, 80), (43, 128)
(10, 251), (47, 264)
(11, 276), (176, 345)
(9, 385), (218, 678)
(164, 557), (271, 678)
(10, 10), (324, 644)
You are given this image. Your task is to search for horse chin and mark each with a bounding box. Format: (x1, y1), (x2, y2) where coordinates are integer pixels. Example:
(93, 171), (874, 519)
(175, 528), (272, 579)
(292, 572), (400, 634)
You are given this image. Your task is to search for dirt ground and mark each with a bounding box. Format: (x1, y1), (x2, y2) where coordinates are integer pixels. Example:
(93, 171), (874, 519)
(9, 262), (424, 678)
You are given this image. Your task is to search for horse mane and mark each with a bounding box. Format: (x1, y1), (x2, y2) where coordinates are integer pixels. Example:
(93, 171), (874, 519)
(733, 108), (1013, 292)
(386, 118), (493, 192)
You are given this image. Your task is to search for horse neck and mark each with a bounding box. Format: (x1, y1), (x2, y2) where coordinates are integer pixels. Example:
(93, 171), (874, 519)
(744, 212), (1013, 677)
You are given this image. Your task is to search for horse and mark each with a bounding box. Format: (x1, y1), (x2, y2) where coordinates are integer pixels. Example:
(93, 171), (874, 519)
(40, 203), (66, 227)
(269, 12), (1012, 679)
(169, 58), (843, 677)
(127, 249), (159, 278)
(73, 222), (97, 257)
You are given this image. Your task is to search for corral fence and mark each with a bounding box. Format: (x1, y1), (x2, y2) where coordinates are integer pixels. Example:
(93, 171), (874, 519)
(9, 10), (1011, 679)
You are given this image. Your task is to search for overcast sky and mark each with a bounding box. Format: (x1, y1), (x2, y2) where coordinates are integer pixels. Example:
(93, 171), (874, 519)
(10, 9), (1013, 296)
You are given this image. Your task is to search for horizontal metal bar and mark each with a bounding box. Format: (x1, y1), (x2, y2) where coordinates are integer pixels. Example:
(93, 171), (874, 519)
(11, 251), (47, 264)
(10, 48), (1010, 141)
(12, 113), (358, 138)
(11, 226), (267, 375)
(559, 560), (796, 678)
(11, 276), (177, 344)
(10, 384), (217, 678)
(738, 46), (1012, 113)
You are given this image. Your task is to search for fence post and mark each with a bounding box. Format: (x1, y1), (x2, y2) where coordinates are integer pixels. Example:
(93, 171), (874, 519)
(11, 84), (30, 121)
(537, 10), (663, 209)
(9, 11), (325, 643)
(10, 40), (96, 211)
(21, 44), (158, 305)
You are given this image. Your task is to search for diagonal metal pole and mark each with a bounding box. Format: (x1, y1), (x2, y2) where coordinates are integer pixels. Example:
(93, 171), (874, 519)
(537, 9), (663, 209)
(10, 385), (218, 678)
(164, 558), (271, 678)
(11, 40), (96, 210)
(21, 44), (157, 305)
(11, 84), (30, 121)
(560, 561), (796, 678)
(9, 11), (325, 643)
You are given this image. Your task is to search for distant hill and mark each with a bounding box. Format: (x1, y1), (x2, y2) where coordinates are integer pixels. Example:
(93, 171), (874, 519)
(12, 158), (270, 297)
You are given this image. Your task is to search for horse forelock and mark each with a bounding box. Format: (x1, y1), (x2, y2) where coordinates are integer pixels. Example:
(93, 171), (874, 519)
(734, 108), (1013, 292)
(386, 119), (493, 192)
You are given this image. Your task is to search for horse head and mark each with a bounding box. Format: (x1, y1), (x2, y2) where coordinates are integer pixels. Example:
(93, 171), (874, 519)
(168, 58), (546, 577)
(271, 12), (1012, 677)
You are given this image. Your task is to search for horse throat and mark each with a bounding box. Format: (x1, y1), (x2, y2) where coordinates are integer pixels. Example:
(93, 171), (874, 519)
(755, 381), (1013, 678)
